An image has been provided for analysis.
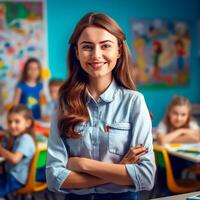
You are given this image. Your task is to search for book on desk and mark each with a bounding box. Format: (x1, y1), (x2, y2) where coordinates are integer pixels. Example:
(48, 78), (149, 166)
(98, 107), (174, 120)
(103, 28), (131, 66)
(186, 193), (200, 200)
(165, 143), (200, 153)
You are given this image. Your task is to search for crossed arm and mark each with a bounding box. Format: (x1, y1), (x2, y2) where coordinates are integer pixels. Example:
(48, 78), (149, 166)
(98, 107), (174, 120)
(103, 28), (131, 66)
(61, 145), (147, 189)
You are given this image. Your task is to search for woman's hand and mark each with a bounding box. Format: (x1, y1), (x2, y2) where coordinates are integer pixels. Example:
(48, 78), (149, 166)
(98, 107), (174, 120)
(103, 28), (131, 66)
(120, 145), (147, 164)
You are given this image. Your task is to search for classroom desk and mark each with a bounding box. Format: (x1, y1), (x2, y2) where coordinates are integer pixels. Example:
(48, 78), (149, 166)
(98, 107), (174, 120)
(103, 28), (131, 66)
(164, 143), (200, 163)
(151, 191), (200, 200)
(154, 143), (200, 163)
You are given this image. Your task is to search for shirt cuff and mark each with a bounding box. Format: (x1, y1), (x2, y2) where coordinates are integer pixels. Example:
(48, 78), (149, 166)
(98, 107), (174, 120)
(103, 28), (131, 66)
(125, 164), (140, 191)
(48, 168), (71, 193)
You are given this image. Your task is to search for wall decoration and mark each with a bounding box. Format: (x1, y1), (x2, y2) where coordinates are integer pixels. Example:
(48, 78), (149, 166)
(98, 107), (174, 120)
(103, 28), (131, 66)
(131, 19), (191, 89)
(0, 0), (48, 119)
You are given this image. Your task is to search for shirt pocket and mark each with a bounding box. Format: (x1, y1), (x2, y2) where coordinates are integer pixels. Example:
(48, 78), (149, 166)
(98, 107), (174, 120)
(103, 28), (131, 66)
(107, 122), (131, 156)
(65, 124), (86, 156)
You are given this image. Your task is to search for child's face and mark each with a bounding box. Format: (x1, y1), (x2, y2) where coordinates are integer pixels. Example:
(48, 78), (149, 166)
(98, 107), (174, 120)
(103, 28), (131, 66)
(49, 85), (59, 101)
(169, 105), (189, 128)
(27, 62), (40, 81)
(76, 26), (120, 82)
(7, 113), (31, 137)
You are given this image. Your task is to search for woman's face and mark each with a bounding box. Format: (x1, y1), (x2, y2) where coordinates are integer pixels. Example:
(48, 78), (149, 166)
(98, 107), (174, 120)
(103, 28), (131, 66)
(76, 26), (120, 81)
(169, 105), (189, 128)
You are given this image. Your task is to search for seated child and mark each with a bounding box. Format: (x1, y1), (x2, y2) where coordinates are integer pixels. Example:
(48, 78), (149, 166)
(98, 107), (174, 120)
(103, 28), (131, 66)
(156, 95), (200, 145)
(0, 105), (36, 198)
(156, 95), (200, 180)
(42, 79), (64, 122)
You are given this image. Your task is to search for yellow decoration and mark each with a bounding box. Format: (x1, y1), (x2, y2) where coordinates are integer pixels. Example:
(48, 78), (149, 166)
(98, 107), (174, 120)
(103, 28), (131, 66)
(41, 67), (51, 80)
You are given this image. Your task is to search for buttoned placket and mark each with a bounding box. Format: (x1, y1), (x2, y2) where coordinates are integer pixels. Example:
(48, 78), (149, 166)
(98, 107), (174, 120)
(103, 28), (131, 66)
(89, 99), (100, 160)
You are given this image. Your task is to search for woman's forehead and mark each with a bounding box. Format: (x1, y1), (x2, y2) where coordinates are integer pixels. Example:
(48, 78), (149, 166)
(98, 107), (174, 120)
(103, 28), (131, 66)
(78, 26), (118, 44)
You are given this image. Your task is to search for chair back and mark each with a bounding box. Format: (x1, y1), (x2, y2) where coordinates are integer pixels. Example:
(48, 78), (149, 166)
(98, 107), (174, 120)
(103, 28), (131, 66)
(16, 143), (47, 194)
(154, 144), (200, 193)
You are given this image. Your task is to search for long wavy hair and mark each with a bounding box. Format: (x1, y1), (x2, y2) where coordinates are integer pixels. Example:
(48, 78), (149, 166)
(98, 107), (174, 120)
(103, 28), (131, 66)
(164, 96), (192, 132)
(6, 104), (36, 149)
(58, 12), (136, 139)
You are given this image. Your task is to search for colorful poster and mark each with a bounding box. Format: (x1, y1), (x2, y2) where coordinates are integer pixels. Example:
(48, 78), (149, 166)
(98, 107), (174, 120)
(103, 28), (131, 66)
(0, 0), (47, 118)
(131, 19), (191, 89)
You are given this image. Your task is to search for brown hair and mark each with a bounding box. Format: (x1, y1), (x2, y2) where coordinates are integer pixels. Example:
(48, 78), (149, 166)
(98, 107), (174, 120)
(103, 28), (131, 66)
(20, 58), (42, 82)
(49, 79), (64, 88)
(7, 104), (36, 144)
(165, 95), (192, 132)
(58, 12), (136, 138)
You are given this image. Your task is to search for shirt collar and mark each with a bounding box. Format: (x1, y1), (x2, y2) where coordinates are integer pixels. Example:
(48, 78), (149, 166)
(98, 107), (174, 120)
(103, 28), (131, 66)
(87, 78), (118, 104)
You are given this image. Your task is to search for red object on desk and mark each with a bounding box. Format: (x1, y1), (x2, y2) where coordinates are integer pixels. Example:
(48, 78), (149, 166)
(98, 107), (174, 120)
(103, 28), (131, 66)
(34, 121), (50, 137)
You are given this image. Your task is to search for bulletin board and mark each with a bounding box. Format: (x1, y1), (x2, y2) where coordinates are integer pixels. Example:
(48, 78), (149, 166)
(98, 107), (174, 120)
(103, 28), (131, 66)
(0, 0), (48, 119)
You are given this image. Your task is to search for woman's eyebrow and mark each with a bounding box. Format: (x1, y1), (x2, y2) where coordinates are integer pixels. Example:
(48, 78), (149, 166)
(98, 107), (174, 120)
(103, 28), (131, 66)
(80, 40), (114, 45)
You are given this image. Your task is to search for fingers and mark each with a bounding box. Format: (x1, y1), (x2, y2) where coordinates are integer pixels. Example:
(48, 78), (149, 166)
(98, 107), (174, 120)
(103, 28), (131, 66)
(124, 145), (147, 159)
(126, 151), (147, 163)
(120, 145), (148, 164)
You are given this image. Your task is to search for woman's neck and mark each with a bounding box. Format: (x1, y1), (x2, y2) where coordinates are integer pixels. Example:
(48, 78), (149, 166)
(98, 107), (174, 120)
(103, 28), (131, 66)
(87, 76), (112, 101)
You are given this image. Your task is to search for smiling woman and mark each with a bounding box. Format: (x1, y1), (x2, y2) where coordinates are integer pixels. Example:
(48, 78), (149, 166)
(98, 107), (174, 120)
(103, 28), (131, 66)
(76, 26), (120, 78)
(46, 12), (156, 200)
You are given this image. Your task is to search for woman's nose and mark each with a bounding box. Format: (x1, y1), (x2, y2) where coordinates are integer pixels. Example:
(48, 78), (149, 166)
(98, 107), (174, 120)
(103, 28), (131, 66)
(92, 46), (102, 59)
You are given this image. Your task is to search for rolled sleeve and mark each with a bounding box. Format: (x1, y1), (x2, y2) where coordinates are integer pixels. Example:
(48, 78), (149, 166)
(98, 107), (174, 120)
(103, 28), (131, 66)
(126, 93), (156, 191)
(126, 151), (156, 191)
(46, 112), (71, 193)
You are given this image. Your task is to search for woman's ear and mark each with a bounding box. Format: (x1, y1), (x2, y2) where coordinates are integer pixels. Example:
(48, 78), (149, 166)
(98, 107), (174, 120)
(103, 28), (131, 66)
(117, 46), (121, 59)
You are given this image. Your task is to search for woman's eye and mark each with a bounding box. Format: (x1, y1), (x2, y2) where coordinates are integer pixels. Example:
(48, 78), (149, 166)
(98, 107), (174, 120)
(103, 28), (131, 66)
(102, 44), (111, 49)
(82, 45), (93, 50)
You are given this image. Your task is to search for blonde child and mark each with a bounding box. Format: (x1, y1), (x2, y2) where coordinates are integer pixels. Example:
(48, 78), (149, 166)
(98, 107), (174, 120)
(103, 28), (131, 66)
(13, 58), (46, 119)
(0, 105), (36, 198)
(156, 95), (200, 145)
(42, 79), (64, 122)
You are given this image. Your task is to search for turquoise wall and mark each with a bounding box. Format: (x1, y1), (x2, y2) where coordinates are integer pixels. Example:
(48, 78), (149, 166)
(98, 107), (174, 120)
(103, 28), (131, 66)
(47, 0), (200, 126)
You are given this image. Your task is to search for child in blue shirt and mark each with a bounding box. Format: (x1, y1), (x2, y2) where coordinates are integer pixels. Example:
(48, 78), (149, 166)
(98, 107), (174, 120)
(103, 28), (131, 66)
(46, 12), (156, 200)
(13, 58), (46, 119)
(0, 105), (36, 198)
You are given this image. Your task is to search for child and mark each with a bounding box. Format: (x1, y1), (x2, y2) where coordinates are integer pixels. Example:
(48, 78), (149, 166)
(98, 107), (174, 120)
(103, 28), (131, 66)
(0, 105), (36, 198)
(156, 95), (200, 144)
(46, 12), (156, 200)
(13, 58), (46, 119)
(42, 79), (64, 122)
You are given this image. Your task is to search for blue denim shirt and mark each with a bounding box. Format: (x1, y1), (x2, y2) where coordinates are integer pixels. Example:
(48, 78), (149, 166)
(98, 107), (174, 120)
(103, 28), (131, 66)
(46, 79), (156, 194)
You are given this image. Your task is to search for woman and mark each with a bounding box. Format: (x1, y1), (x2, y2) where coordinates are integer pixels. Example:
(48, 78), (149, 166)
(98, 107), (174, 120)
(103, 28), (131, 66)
(46, 12), (156, 200)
